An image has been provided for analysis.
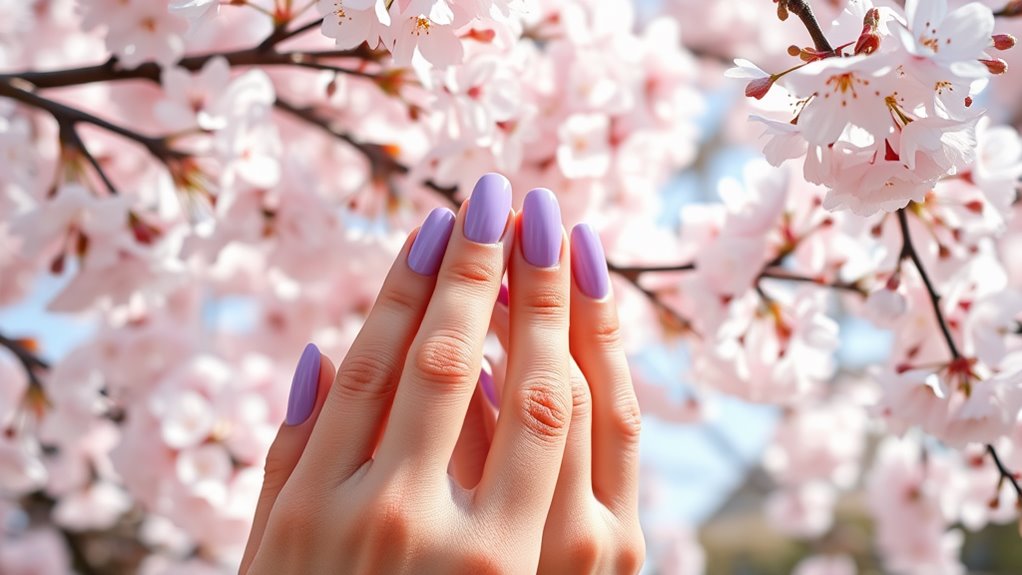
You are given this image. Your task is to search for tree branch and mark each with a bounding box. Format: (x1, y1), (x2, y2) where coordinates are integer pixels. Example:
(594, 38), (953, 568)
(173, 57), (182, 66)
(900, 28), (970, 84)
(994, 0), (1022, 17)
(0, 47), (377, 90)
(897, 209), (1022, 505)
(778, 0), (834, 54)
(987, 444), (1022, 503)
(273, 98), (459, 205)
(897, 209), (961, 359)
(0, 78), (182, 163)
(0, 332), (49, 388)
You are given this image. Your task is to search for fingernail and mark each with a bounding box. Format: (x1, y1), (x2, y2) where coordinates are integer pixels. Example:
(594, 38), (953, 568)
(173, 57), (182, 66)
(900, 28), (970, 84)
(480, 369), (499, 408)
(408, 207), (456, 275)
(286, 343), (320, 426)
(497, 283), (509, 306)
(570, 224), (610, 299)
(464, 173), (512, 244)
(522, 188), (562, 268)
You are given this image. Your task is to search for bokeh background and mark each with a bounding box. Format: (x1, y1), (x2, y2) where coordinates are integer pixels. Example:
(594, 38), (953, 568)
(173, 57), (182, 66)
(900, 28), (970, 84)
(3, 0), (1022, 573)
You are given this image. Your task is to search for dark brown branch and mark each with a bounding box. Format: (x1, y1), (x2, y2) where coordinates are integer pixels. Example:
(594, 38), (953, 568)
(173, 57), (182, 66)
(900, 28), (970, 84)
(759, 267), (865, 294)
(608, 262), (697, 275)
(987, 444), (1022, 503)
(0, 47), (374, 90)
(257, 18), (324, 52)
(778, 0), (834, 54)
(0, 78), (181, 163)
(0, 332), (49, 388)
(608, 261), (865, 295)
(58, 119), (118, 195)
(897, 209), (961, 359)
(994, 0), (1022, 17)
(273, 98), (459, 205)
(897, 209), (1022, 506)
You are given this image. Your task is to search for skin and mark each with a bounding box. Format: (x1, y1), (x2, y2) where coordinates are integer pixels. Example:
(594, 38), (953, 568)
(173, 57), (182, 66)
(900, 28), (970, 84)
(240, 204), (644, 575)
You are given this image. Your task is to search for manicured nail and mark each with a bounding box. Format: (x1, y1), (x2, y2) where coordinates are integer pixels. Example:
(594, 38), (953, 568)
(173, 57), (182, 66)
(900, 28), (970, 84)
(480, 369), (498, 408)
(408, 207), (456, 275)
(571, 224), (610, 299)
(464, 173), (512, 244)
(497, 283), (509, 306)
(286, 343), (320, 426)
(522, 188), (562, 267)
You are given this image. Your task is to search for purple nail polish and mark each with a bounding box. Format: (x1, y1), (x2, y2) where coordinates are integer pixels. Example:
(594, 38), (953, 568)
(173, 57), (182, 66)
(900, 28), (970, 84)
(497, 283), (509, 306)
(464, 173), (512, 244)
(479, 369), (498, 408)
(408, 207), (456, 275)
(522, 188), (562, 268)
(286, 343), (320, 425)
(571, 224), (610, 299)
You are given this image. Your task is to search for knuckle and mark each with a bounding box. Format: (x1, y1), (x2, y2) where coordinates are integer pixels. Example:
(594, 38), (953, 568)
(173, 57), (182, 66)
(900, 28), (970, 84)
(366, 490), (413, 545)
(615, 536), (646, 574)
(453, 551), (505, 575)
(570, 375), (592, 420)
(377, 284), (422, 316)
(413, 330), (476, 386)
(266, 490), (321, 543)
(609, 397), (643, 443)
(516, 378), (571, 444)
(444, 258), (498, 288)
(335, 352), (395, 402)
(562, 536), (601, 573)
(590, 315), (623, 348)
(520, 285), (568, 321)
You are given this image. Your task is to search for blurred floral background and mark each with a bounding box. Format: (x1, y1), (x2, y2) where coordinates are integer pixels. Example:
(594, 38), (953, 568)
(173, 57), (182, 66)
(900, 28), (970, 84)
(2, 0), (1022, 573)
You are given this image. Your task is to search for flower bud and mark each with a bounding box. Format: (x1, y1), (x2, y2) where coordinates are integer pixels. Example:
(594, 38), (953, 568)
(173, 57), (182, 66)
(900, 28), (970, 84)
(979, 58), (1008, 75)
(992, 34), (1016, 51)
(746, 75), (775, 99)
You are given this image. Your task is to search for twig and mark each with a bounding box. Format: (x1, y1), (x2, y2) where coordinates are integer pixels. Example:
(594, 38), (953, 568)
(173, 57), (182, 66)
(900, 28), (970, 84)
(273, 97), (459, 205)
(57, 119), (118, 195)
(897, 209), (1022, 505)
(758, 267), (864, 294)
(994, 0), (1022, 17)
(256, 18), (324, 52)
(778, 0), (835, 54)
(987, 444), (1022, 503)
(897, 209), (961, 359)
(0, 79), (181, 163)
(0, 332), (49, 387)
(0, 47), (375, 90)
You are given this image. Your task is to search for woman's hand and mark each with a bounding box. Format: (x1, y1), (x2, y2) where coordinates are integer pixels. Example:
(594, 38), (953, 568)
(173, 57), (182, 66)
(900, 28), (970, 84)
(240, 173), (643, 574)
(454, 221), (646, 574)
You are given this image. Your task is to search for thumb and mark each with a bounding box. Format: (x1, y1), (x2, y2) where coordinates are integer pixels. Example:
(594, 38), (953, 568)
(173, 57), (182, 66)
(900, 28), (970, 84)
(239, 344), (335, 575)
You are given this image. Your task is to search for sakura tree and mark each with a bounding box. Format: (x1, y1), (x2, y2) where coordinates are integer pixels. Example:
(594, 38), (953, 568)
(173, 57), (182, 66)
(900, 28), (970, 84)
(1, 0), (1021, 573)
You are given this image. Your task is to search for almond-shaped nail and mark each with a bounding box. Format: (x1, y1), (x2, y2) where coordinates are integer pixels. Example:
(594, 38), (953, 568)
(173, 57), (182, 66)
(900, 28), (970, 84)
(570, 224), (610, 299)
(464, 173), (512, 244)
(286, 343), (320, 426)
(522, 188), (562, 268)
(408, 207), (456, 275)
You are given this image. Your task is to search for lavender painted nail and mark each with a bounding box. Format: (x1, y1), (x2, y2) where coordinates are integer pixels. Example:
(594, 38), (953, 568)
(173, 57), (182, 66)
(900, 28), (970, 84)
(286, 343), (321, 426)
(408, 207), (456, 275)
(522, 188), (562, 268)
(479, 369), (499, 408)
(464, 173), (512, 244)
(570, 224), (610, 299)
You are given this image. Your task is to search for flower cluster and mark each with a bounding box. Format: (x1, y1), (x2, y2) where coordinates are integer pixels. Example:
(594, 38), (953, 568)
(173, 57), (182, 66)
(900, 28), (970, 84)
(731, 0), (1012, 216)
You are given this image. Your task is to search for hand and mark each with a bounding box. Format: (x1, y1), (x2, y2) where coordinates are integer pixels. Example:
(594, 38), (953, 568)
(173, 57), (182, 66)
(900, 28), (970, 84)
(240, 173), (643, 574)
(453, 222), (645, 574)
